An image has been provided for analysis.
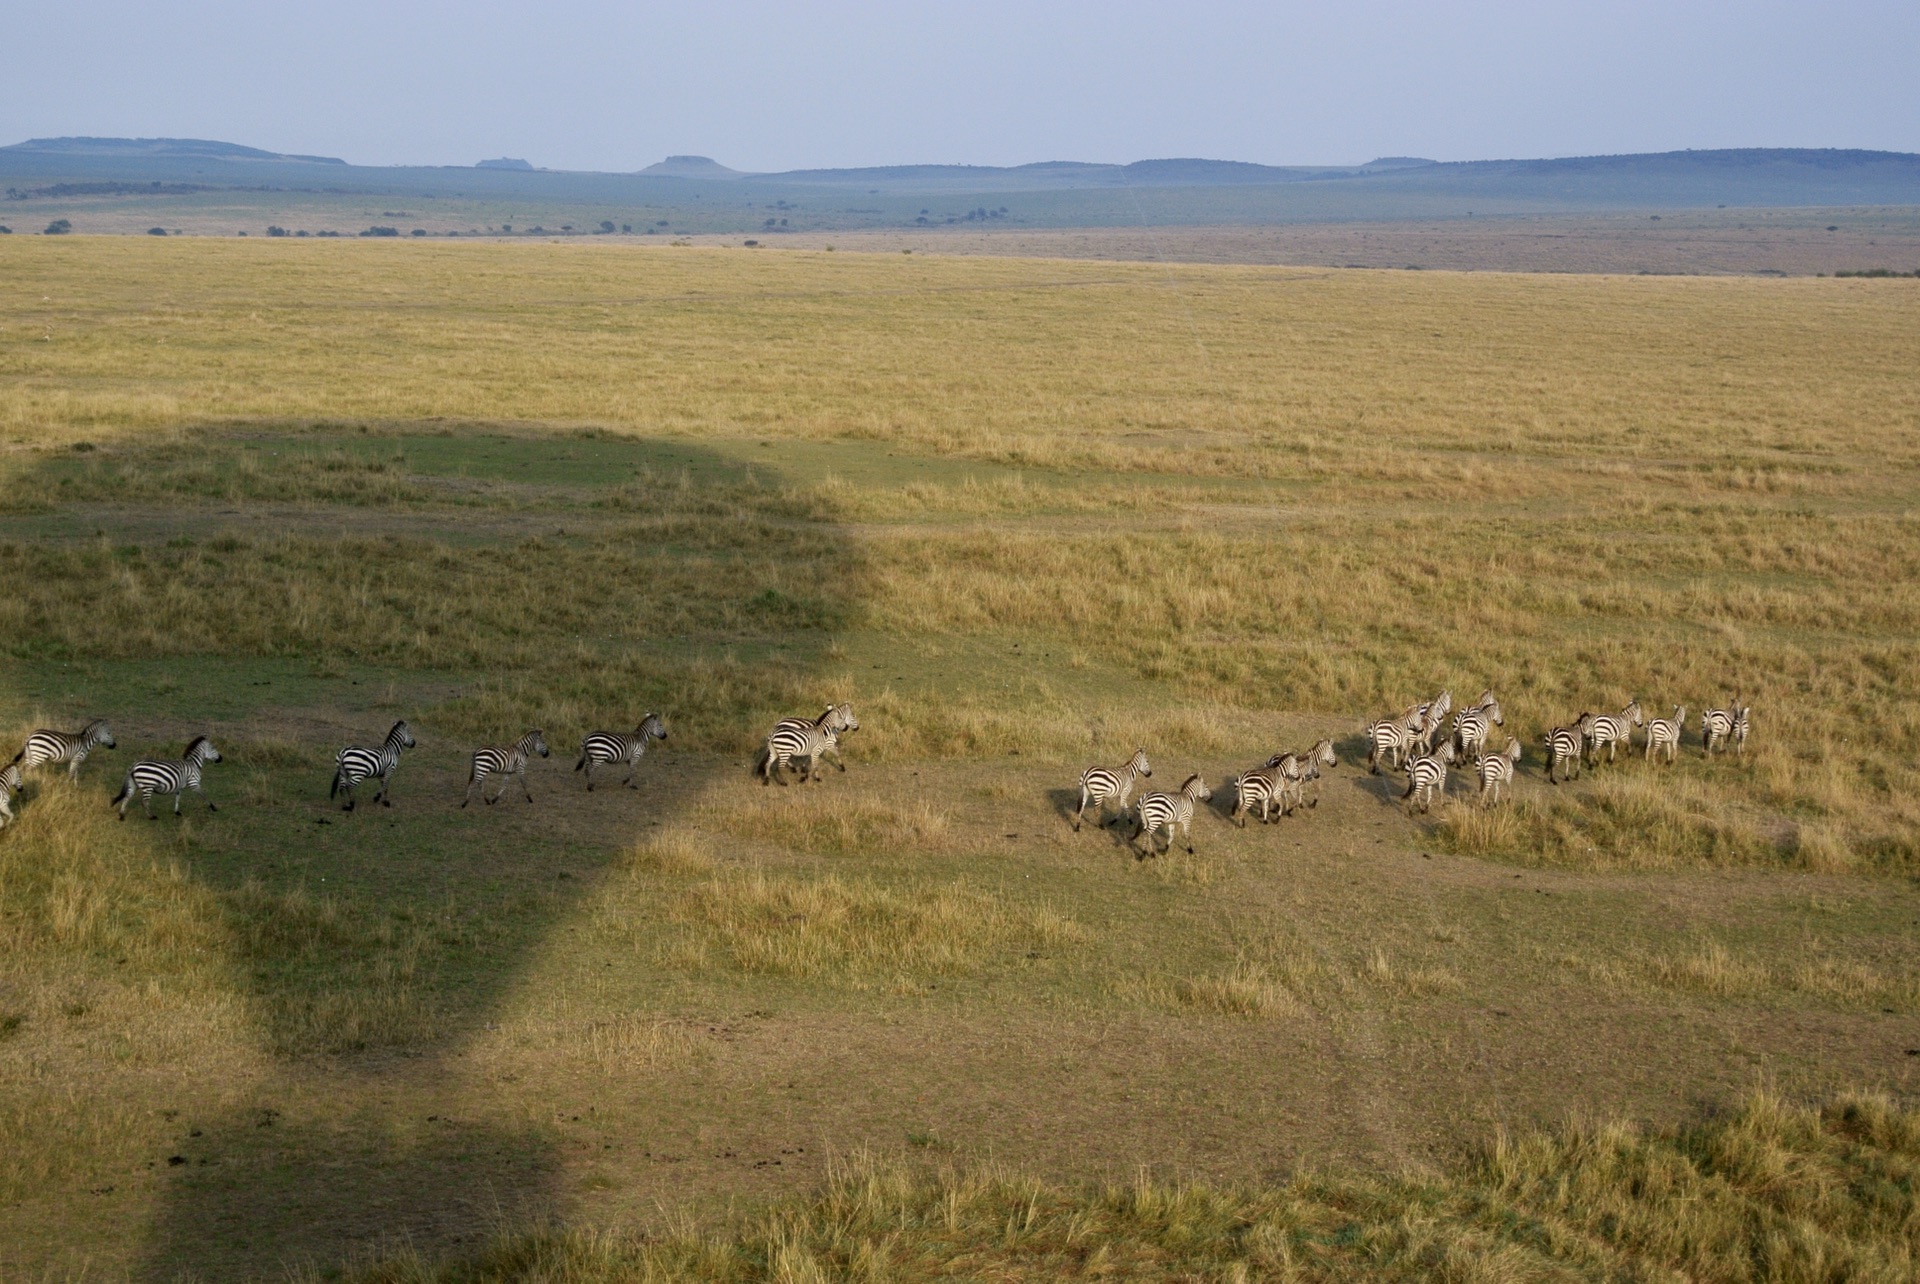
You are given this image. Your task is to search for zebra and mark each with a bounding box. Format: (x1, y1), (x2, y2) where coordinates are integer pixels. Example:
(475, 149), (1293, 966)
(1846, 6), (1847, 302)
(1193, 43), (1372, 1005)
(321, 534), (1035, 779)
(1134, 774), (1212, 856)
(1643, 707), (1685, 763)
(1545, 717), (1589, 784)
(1230, 764), (1287, 827)
(1403, 743), (1456, 813)
(1582, 699), (1644, 765)
(1733, 703), (1752, 753)
(755, 722), (842, 786)
(1451, 694), (1503, 760)
(1475, 739), (1522, 804)
(330, 720), (417, 811)
(1264, 737), (1337, 814)
(776, 703), (858, 742)
(111, 737), (221, 821)
(576, 713), (668, 791)
(1074, 748), (1151, 831)
(1700, 700), (1736, 755)
(1413, 690), (1454, 754)
(461, 730), (550, 807)
(0, 763), (22, 830)
(1365, 709), (1426, 774)
(13, 719), (116, 781)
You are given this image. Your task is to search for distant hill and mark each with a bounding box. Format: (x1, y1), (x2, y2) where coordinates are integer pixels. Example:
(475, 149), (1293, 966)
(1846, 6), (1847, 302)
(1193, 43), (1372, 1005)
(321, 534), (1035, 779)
(1, 136), (344, 164)
(476, 157), (533, 171)
(638, 155), (743, 178)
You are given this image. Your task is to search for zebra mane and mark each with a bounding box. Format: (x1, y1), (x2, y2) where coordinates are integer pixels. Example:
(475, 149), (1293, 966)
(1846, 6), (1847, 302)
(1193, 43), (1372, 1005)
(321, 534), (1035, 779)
(1180, 773), (1202, 791)
(183, 735), (211, 756)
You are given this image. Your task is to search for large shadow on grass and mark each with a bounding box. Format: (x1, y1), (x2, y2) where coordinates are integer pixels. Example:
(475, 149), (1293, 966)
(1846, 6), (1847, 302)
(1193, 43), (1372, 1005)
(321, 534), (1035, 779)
(0, 427), (867, 1279)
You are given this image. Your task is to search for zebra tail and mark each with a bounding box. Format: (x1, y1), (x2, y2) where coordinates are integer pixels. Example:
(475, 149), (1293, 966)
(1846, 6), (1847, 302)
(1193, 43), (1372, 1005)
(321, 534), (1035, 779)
(751, 743), (771, 779)
(7, 747), (21, 766)
(574, 755), (587, 772)
(110, 775), (132, 807)
(329, 767), (345, 799)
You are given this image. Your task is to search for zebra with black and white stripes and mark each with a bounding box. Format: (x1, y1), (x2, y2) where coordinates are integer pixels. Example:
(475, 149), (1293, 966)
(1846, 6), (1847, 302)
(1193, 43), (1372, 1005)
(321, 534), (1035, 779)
(1582, 699), (1643, 765)
(111, 737), (222, 821)
(1366, 708), (1425, 775)
(1134, 774), (1212, 856)
(755, 722), (842, 786)
(1403, 742), (1455, 813)
(331, 720), (417, 811)
(462, 730), (550, 807)
(1733, 703), (1752, 753)
(576, 714), (668, 791)
(1230, 763), (1287, 827)
(1545, 717), (1589, 783)
(776, 703), (858, 743)
(1475, 739), (1522, 804)
(1412, 690), (1453, 754)
(1074, 748), (1151, 831)
(1643, 707), (1685, 763)
(1451, 693), (1503, 760)
(1265, 737), (1337, 815)
(13, 719), (116, 781)
(1701, 698), (1750, 755)
(0, 763), (22, 830)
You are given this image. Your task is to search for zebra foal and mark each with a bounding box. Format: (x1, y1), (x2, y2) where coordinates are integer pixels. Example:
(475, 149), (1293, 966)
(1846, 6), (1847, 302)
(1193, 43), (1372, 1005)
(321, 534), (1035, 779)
(1134, 774), (1212, 856)
(577, 713), (668, 791)
(331, 720), (417, 811)
(14, 719), (116, 781)
(111, 737), (222, 821)
(1074, 748), (1150, 831)
(462, 730), (550, 807)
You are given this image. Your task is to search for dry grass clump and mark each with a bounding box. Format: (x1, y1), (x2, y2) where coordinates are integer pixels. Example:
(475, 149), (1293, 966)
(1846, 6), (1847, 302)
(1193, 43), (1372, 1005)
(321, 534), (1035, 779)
(1359, 948), (1466, 996)
(345, 1089), (1920, 1283)
(709, 794), (956, 858)
(1436, 774), (1780, 871)
(621, 827), (719, 876)
(667, 871), (1084, 984)
(1115, 958), (1307, 1018)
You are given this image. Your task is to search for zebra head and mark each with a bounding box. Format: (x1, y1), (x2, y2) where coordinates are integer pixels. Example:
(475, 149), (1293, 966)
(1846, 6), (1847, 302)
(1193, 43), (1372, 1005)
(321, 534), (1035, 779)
(1673, 706), (1687, 728)
(1181, 774), (1212, 802)
(1312, 737), (1337, 768)
(388, 720), (417, 750)
(86, 720), (116, 749)
(1429, 690), (1454, 723)
(1503, 739), (1522, 764)
(640, 713), (668, 743)
(831, 704), (859, 734)
(184, 736), (221, 765)
(1482, 699), (1504, 727)
(523, 730), (550, 758)
(1, 763), (21, 793)
(1129, 748), (1151, 778)
(1623, 699), (1644, 727)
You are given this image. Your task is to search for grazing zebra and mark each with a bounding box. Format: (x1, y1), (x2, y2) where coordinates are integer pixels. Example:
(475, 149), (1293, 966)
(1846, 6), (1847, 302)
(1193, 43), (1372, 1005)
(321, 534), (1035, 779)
(1230, 764), (1287, 827)
(1134, 774), (1212, 856)
(576, 713), (668, 791)
(462, 730), (550, 807)
(111, 737), (222, 821)
(1451, 694), (1504, 760)
(1582, 699), (1644, 765)
(1545, 718), (1589, 784)
(1366, 710), (1425, 775)
(1643, 707), (1685, 763)
(0, 763), (22, 830)
(755, 722), (842, 786)
(1264, 737), (1338, 814)
(1403, 743), (1455, 813)
(331, 720), (417, 811)
(1476, 739), (1523, 804)
(1074, 748), (1151, 831)
(13, 719), (116, 780)
(1412, 690), (1454, 754)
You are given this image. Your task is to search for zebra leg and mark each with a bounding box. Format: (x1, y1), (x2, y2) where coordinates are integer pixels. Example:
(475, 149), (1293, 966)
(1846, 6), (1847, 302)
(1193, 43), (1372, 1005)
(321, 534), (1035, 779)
(1074, 789), (1089, 832)
(522, 770), (534, 804)
(584, 759), (595, 792)
(1183, 820), (1195, 855)
(198, 783), (217, 813)
(379, 771), (394, 806)
(343, 782), (356, 813)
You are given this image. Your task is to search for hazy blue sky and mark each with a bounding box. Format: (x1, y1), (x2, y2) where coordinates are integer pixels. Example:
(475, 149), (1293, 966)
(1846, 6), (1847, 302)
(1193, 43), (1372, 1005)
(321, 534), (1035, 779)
(8, 2), (1917, 170)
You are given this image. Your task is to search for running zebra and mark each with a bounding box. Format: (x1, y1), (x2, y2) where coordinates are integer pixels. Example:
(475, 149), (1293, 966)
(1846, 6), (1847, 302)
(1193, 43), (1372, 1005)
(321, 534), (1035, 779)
(111, 737), (222, 821)
(755, 722), (842, 786)
(1264, 737), (1337, 814)
(1230, 763), (1287, 827)
(1074, 748), (1151, 831)
(1545, 717), (1589, 784)
(1134, 774), (1212, 856)
(1475, 739), (1523, 804)
(776, 703), (858, 743)
(1451, 693), (1503, 760)
(13, 719), (116, 780)
(330, 720), (417, 811)
(1582, 699), (1644, 765)
(1643, 707), (1685, 763)
(576, 714), (668, 791)
(1413, 690), (1453, 754)
(461, 730), (550, 807)
(1403, 743), (1455, 813)
(1365, 708), (1426, 775)
(0, 763), (22, 830)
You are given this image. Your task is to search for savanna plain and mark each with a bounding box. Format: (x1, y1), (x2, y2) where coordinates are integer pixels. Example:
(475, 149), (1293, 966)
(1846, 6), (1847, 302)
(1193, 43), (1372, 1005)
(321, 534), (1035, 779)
(2, 237), (1920, 1280)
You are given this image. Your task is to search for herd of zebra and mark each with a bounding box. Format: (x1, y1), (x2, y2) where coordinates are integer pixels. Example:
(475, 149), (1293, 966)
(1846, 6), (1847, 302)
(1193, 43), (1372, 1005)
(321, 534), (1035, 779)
(0, 692), (1751, 839)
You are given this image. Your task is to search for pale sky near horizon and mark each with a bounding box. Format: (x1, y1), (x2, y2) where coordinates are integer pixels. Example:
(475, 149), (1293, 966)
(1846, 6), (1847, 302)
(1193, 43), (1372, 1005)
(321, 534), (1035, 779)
(7, 2), (1917, 172)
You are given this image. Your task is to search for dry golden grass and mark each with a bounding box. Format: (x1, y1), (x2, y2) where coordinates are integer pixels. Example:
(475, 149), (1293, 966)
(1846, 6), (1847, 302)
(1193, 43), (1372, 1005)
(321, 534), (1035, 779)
(344, 1089), (1920, 1283)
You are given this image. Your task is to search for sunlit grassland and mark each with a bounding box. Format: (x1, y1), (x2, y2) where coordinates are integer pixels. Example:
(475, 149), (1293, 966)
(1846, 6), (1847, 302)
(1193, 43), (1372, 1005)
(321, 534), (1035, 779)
(2, 238), (1919, 1278)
